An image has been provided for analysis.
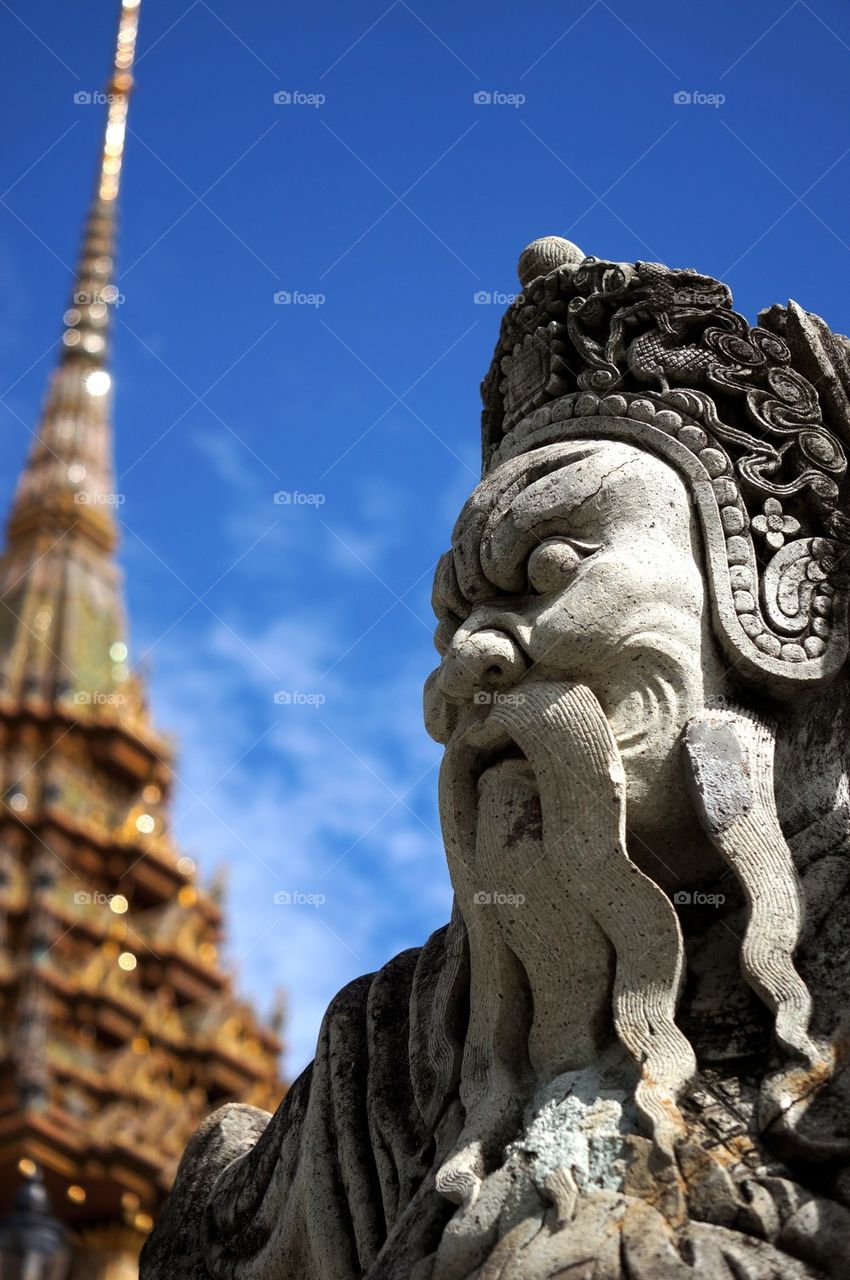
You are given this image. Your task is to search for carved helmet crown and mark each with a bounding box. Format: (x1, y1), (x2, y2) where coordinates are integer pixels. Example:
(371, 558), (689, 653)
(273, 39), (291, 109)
(480, 237), (850, 695)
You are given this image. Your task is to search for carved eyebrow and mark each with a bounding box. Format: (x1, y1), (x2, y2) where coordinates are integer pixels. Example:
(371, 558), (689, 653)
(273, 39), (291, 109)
(477, 504), (609, 598)
(442, 524), (589, 616)
(528, 534), (602, 554)
(447, 447), (614, 607)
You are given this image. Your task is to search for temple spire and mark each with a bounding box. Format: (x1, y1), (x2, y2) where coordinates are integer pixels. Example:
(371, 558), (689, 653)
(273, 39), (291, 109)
(0, 0), (141, 710)
(0, 12), (283, 1273)
(6, 0), (141, 554)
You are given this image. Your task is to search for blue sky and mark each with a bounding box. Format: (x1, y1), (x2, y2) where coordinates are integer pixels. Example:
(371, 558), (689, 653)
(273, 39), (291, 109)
(2, 0), (850, 1074)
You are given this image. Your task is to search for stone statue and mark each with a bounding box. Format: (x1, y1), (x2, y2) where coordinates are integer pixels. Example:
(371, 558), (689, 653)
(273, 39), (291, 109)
(142, 238), (850, 1278)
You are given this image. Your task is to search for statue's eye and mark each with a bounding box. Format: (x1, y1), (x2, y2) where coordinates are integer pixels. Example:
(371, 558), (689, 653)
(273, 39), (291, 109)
(527, 538), (595, 594)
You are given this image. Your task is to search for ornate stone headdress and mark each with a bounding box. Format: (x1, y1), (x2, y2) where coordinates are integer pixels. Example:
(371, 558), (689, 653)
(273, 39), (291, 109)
(481, 237), (850, 694)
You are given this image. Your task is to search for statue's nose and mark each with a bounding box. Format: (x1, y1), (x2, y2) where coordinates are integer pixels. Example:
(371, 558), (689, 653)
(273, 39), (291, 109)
(438, 627), (529, 703)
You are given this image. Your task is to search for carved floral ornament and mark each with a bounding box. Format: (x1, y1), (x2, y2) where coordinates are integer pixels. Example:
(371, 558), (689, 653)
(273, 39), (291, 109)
(481, 240), (850, 692)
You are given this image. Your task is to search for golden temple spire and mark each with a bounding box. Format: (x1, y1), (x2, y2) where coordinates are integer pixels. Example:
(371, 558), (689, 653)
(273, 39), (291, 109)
(0, 0), (142, 710)
(6, 0), (141, 554)
(0, 11), (283, 1270)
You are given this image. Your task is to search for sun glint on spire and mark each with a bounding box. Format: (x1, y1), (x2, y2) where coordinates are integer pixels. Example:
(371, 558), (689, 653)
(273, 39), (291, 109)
(61, 0), (142, 369)
(98, 0), (141, 203)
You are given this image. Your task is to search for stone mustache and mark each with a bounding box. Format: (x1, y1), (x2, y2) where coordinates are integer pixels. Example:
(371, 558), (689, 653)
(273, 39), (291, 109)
(142, 238), (850, 1278)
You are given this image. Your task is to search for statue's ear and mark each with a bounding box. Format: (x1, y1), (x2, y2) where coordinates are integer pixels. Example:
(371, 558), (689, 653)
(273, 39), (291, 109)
(681, 706), (850, 1164)
(761, 301), (850, 453)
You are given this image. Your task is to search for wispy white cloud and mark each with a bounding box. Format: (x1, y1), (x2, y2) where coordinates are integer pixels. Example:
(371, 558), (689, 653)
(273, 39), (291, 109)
(124, 395), (456, 1077)
(144, 597), (450, 1076)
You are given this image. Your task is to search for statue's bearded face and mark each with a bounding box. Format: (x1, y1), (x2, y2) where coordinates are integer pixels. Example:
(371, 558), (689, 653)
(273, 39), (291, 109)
(426, 438), (729, 888)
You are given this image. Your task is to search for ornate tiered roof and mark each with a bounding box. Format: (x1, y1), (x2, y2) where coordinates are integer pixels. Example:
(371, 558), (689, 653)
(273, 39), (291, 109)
(0, 3), (284, 1272)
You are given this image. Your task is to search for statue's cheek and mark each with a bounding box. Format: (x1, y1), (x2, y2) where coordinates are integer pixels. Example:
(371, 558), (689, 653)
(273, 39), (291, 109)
(522, 607), (607, 674)
(521, 566), (659, 675)
(523, 566), (632, 654)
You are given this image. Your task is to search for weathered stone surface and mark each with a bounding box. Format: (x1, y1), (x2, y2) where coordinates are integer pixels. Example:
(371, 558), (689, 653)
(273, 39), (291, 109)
(142, 238), (850, 1278)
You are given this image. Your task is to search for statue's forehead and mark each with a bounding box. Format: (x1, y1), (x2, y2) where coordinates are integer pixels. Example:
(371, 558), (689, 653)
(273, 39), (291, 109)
(502, 441), (654, 532)
(453, 443), (597, 547)
(455, 439), (674, 550)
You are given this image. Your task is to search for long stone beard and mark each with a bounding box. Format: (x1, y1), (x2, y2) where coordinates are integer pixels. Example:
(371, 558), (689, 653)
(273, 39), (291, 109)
(436, 679), (696, 1208)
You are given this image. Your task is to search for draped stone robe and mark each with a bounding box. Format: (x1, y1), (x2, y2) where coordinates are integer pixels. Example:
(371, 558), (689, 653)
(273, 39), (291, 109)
(142, 923), (465, 1280)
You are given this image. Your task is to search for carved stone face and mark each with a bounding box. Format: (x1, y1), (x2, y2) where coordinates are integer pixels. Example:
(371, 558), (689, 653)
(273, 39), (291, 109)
(426, 437), (729, 888)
